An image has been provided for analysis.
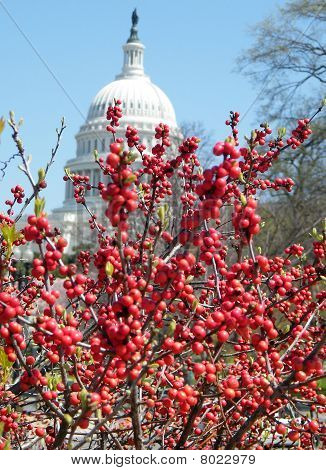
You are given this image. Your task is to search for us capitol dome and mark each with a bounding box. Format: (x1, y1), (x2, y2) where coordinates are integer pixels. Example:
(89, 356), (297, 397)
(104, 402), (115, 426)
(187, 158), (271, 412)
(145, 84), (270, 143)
(51, 10), (182, 250)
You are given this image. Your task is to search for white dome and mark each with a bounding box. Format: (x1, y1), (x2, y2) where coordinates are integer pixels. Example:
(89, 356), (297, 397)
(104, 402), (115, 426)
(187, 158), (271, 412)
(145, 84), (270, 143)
(54, 10), (182, 216)
(87, 76), (177, 129)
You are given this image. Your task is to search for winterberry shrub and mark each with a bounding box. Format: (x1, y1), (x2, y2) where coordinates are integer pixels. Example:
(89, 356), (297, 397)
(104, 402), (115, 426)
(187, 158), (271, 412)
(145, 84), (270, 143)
(0, 102), (325, 450)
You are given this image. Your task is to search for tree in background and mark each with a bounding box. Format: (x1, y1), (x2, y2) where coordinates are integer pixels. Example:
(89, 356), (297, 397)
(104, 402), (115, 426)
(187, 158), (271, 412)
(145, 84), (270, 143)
(238, 0), (325, 256)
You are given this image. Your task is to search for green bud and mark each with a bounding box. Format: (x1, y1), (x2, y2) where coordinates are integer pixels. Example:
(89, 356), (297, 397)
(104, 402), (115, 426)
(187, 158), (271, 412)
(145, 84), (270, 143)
(38, 168), (46, 183)
(240, 194), (247, 206)
(165, 319), (176, 337)
(0, 116), (5, 135)
(239, 172), (246, 184)
(64, 414), (73, 425)
(191, 299), (199, 311)
(105, 261), (114, 277)
(64, 167), (72, 178)
(17, 138), (24, 153)
(157, 206), (165, 223)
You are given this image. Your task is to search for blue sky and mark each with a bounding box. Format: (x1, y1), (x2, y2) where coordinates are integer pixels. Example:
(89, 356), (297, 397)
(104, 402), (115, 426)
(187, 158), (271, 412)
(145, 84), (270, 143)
(0, 0), (283, 211)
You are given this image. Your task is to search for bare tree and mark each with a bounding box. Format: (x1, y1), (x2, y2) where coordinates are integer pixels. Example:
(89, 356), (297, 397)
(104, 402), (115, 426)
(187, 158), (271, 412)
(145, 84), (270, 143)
(238, 0), (325, 120)
(238, 0), (326, 255)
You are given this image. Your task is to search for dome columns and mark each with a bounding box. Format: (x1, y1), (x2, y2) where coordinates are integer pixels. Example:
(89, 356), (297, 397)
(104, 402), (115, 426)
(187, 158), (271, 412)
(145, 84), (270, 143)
(121, 42), (145, 78)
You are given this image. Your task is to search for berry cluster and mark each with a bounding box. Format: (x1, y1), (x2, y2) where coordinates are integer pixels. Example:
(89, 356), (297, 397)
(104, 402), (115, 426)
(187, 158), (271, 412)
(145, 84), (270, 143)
(0, 292), (23, 324)
(287, 118), (312, 149)
(24, 214), (50, 241)
(101, 142), (138, 226)
(106, 99), (122, 132)
(232, 197), (261, 243)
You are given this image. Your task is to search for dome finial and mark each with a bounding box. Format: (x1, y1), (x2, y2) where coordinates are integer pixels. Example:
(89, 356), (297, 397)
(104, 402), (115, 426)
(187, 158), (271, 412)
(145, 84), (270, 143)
(128, 8), (140, 43)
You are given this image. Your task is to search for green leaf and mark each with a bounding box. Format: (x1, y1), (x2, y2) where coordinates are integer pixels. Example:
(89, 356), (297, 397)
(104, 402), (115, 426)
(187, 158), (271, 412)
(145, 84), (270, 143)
(157, 206), (166, 223)
(277, 127), (286, 139)
(64, 167), (72, 178)
(3, 439), (10, 450)
(127, 152), (138, 163)
(158, 203), (170, 227)
(0, 223), (22, 258)
(149, 363), (159, 370)
(64, 414), (73, 425)
(191, 299), (199, 311)
(46, 372), (61, 391)
(275, 316), (290, 334)
(0, 347), (13, 384)
(34, 197), (45, 217)
(75, 346), (83, 360)
(185, 370), (196, 386)
(1, 223), (21, 245)
(164, 318), (176, 337)
(79, 388), (88, 411)
(124, 174), (136, 184)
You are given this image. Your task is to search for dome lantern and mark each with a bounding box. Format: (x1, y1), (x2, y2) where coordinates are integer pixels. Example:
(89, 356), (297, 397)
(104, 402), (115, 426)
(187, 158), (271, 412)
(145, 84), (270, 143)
(117, 9), (146, 80)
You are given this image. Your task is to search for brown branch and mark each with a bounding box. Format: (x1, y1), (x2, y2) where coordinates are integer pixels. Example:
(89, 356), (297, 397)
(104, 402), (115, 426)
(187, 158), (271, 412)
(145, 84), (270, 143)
(224, 330), (326, 449)
(130, 385), (144, 450)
